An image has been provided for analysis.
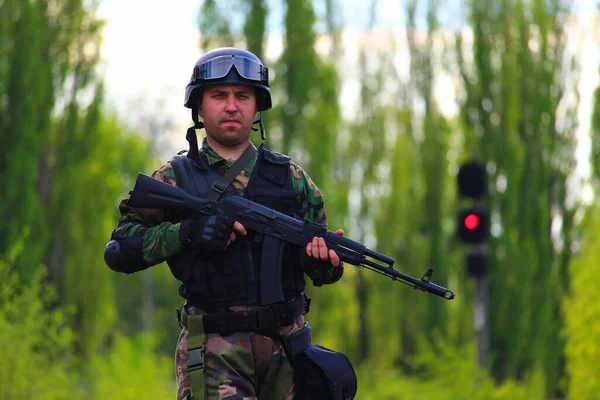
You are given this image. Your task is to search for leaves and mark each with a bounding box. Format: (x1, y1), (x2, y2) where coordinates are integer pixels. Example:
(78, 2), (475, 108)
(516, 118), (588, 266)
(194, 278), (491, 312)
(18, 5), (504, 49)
(564, 208), (600, 400)
(0, 256), (80, 399)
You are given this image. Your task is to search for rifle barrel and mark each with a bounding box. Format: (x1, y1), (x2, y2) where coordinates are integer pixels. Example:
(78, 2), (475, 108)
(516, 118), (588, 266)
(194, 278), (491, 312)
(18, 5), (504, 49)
(359, 259), (455, 300)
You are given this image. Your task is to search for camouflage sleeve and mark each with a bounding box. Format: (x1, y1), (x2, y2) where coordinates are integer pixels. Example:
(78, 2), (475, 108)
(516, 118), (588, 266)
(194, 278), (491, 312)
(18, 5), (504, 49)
(290, 163), (327, 225)
(290, 163), (343, 286)
(115, 163), (182, 266)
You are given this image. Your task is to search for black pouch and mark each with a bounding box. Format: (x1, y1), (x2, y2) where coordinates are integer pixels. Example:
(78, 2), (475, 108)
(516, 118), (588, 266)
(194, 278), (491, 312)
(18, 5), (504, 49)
(283, 323), (357, 400)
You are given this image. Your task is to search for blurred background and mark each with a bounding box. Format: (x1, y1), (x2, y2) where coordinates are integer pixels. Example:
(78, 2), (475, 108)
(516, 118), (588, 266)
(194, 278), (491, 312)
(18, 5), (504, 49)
(1, 0), (599, 399)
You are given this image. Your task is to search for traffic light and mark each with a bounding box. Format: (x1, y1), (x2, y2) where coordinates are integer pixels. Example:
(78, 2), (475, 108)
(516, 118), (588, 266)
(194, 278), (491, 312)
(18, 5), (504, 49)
(456, 159), (489, 277)
(457, 207), (489, 244)
(466, 247), (488, 277)
(457, 160), (486, 199)
(456, 160), (488, 245)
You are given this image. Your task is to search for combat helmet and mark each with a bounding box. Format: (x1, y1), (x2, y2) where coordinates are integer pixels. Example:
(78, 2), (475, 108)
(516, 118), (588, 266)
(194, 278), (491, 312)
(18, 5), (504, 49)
(185, 47), (271, 111)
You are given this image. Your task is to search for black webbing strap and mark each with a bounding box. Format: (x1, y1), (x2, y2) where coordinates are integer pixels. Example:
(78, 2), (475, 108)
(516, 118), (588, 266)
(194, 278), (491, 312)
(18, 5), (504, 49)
(207, 143), (256, 200)
(282, 322), (312, 356)
(182, 295), (307, 334)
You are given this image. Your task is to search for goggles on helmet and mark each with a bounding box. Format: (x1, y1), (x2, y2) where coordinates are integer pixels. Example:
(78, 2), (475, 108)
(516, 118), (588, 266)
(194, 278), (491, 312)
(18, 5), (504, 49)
(193, 55), (268, 83)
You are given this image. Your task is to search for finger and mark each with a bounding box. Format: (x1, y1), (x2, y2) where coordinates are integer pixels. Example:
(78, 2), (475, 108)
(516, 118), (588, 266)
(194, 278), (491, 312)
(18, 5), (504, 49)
(329, 249), (340, 267)
(226, 233), (236, 248)
(233, 221), (247, 235)
(318, 237), (328, 260)
(336, 229), (345, 236)
(311, 237), (320, 258)
(306, 242), (312, 257)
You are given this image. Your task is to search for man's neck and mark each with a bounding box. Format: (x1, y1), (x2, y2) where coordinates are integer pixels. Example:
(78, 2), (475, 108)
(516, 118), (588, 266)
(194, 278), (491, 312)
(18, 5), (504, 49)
(206, 137), (251, 161)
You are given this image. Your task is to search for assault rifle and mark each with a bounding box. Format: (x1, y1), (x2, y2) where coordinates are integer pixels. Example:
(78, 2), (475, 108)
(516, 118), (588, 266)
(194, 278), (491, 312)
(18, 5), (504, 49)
(128, 173), (455, 301)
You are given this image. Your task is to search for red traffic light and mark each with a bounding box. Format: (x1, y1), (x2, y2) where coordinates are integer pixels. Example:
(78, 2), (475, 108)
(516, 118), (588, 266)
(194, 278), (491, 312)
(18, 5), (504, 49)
(457, 208), (488, 244)
(463, 213), (480, 230)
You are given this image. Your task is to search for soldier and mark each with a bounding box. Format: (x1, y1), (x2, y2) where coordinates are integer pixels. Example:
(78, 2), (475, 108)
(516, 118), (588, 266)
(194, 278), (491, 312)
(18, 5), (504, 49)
(105, 47), (357, 400)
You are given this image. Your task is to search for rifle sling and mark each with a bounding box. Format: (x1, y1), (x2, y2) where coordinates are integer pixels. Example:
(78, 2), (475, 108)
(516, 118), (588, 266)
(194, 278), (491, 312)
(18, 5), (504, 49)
(207, 143), (256, 200)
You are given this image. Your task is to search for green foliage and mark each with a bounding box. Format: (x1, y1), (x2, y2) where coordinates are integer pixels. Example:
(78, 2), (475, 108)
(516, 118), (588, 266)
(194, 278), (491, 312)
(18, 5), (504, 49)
(0, 246), (175, 400)
(0, 0), (105, 282)
(563, 209), (600, 400)
(112, 263), (182, 355)
(270, 0), (321, 155)
(0, 245), (82, 399)
(591, 85), (600, 182)
(199, 0), (266, 51)
(90, 334), (175, 400)
(50, 109), (150, 363)
(357, 338), (545, 400)
(0, 0), (53, 282)
(243, 0), (267, 57)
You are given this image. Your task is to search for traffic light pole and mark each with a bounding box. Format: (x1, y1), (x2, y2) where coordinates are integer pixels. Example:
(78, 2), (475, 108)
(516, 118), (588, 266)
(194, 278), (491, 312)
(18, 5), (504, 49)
(467, 224), (490, 371)
(472, 259), (489, 369)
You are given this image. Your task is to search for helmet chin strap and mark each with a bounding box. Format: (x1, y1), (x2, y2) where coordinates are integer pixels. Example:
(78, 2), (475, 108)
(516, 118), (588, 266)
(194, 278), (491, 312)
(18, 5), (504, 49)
(252, 112), (266, 140)
(186, 109), (204, 161)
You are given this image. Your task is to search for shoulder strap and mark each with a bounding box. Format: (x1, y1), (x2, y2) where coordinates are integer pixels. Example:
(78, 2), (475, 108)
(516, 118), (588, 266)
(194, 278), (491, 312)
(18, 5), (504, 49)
(208, 143), (256, 200)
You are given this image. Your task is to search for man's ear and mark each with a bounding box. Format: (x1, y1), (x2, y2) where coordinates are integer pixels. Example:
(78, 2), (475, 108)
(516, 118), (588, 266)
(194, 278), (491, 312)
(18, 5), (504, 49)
(196, 99), (203, 118)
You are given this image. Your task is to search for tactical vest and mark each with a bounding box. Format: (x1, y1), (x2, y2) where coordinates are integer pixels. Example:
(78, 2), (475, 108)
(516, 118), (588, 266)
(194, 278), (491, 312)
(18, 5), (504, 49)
(167, 145), (306, 308)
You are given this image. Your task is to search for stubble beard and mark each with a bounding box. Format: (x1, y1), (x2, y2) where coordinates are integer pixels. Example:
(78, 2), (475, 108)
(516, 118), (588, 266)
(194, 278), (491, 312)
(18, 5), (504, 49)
(210, 127), (251, 148)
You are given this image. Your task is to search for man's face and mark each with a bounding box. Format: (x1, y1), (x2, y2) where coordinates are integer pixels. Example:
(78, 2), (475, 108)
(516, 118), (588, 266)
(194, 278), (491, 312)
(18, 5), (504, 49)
(198, 84), (257, 147)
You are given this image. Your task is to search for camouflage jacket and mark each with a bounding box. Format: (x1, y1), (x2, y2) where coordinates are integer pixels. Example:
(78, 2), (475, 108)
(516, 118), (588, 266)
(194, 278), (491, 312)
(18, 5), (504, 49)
(115, 138), (342, 284)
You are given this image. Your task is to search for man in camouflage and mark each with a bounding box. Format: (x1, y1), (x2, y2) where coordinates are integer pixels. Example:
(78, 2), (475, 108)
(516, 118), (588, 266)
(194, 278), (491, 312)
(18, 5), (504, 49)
(106, 47), (349, 400)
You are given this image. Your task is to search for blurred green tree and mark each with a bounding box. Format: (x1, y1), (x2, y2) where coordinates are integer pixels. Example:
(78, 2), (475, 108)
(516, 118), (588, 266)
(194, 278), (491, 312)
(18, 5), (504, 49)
(0, 0), (152, 372)
(456, 0), (579, 395)
(563, 208), (600, 400)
